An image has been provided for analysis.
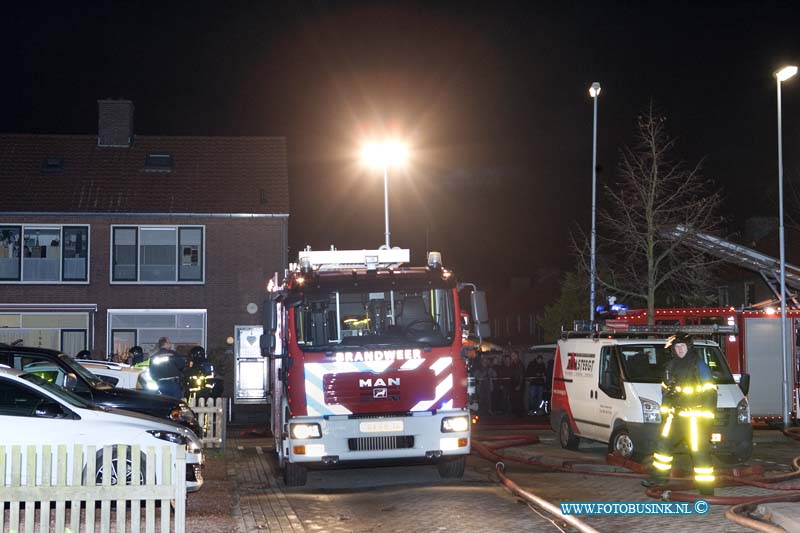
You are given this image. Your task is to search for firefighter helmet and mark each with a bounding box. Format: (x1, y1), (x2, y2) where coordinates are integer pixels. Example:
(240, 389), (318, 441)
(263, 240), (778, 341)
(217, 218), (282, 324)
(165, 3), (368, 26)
(189, 346), (206, 359)
(128, 345), (144, 358)
(76, 349), (92, 359)
(664, 331), (692, 350)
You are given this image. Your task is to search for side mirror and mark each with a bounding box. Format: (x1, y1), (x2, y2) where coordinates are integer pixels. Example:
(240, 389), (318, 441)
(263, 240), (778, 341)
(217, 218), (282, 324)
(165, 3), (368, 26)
(63, 372), (78, 391)
(470, 291), (491, 339)
(35, 401), (66, 419)
(260, 298), (278, 357)
(738, 373), (750, 396)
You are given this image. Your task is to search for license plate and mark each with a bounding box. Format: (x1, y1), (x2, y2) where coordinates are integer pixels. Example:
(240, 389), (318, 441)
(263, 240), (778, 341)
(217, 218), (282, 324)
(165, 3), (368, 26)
(359, 420), (403, 433)
(710, 433), (722, 443)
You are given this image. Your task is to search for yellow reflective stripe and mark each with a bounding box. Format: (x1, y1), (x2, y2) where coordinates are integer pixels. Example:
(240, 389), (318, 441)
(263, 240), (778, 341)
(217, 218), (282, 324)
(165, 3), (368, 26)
(695, 475), (715, 482)
(700, 383), (717, 392)
(661, 414), (673, 437)
(689, 416), (698, 452)
(694, 467), (714, 475)
(659, 406), (674, 414)
(653, 461), (672, 471)
(653, 453), (673, 464)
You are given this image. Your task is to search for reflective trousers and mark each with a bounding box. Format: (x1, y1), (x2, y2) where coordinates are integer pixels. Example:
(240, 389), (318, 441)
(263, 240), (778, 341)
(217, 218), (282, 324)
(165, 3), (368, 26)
(652, 408), (715, 486)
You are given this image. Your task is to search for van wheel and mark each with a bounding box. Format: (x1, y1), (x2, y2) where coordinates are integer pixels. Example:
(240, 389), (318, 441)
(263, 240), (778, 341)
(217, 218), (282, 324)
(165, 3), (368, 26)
(559, 416), (580, 450)
(609, 428), (642, 462)
(437, 456), (466, 478)
(283, 461), (307, 487)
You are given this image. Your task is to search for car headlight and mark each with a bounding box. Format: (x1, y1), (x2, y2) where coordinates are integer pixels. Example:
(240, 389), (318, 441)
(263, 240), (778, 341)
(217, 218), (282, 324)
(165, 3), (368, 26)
(737, 398), (751, 424)
(147, 430), (188, 445)
(441, 416), (470, 433)
(640, 397), (661, 424)
(169, 405), (197, 424)
(290, 423), (322, 439)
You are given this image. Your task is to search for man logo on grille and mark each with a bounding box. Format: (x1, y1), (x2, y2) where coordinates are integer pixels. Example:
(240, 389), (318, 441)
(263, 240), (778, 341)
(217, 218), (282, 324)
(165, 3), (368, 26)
(374, 387), (387, 399)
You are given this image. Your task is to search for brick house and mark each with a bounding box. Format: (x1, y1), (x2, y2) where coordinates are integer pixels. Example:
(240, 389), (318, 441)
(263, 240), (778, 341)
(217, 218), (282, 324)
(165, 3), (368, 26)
(0, 99), (288, 410)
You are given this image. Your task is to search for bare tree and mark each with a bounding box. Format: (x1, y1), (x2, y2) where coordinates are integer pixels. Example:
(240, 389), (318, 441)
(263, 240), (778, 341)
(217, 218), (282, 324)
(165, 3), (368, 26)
(576, 103), (724, 323)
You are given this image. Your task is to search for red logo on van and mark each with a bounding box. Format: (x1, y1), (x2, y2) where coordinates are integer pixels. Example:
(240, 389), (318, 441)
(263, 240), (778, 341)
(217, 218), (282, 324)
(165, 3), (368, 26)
(566, 353), (578, 371)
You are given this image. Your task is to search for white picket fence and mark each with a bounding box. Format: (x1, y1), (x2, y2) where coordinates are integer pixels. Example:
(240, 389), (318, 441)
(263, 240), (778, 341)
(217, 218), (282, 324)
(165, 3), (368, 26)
(186, 397), (227, 449)
(0, 444), (185, 533)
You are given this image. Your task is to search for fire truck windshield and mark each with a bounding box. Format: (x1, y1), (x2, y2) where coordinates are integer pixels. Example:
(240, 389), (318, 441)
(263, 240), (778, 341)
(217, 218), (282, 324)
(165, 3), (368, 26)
(293, 287), (456, 351)
(615, 343), (736, 385)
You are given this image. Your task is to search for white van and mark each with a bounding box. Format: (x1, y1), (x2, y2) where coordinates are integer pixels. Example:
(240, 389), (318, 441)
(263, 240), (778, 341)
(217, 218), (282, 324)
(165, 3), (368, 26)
(550, 334), (753, 463)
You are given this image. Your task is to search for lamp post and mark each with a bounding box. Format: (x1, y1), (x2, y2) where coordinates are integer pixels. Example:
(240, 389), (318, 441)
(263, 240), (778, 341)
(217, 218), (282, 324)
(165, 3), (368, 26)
(361, 141), (409, 248)
(775, 65), (797, 429)
(589, 82), (601, 323)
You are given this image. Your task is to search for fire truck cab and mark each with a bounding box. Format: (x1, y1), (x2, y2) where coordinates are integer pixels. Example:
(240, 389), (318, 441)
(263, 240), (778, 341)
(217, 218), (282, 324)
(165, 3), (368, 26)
(260, 248), (489, 486)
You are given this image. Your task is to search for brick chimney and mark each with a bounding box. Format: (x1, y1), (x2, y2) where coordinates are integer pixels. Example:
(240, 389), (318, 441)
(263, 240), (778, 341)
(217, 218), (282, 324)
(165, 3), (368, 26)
(97, 99), (134, 147)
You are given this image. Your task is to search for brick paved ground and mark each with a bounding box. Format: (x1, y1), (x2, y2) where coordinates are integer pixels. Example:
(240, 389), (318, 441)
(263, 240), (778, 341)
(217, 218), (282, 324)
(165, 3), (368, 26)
(223, 427), (799, 533)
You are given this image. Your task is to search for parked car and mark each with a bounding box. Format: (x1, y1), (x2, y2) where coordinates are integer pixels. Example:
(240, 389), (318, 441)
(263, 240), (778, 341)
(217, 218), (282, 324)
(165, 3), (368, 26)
(0, 344), (201, 436)
(75, 359), (160, 392)
(0, 366), (203, 491)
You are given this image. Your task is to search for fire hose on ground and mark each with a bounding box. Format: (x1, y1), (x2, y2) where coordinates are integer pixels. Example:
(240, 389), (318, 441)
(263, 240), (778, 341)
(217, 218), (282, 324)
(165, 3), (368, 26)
(471, 424), (800, 531)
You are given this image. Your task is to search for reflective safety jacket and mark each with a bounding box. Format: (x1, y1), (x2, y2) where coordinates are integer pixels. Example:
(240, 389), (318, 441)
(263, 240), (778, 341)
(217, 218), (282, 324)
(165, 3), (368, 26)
(661, 352), (717, 412)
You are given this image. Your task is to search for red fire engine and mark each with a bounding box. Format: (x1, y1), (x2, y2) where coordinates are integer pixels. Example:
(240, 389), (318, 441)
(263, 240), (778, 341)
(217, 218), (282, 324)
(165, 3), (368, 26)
(260, 248), (489, 486)
(607, 307), (799, 426)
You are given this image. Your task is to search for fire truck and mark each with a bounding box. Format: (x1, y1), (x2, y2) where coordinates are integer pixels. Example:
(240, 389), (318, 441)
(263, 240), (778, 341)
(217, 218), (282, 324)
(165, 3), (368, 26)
(606, 307), (799, 426)
(260, 247), (489, 486)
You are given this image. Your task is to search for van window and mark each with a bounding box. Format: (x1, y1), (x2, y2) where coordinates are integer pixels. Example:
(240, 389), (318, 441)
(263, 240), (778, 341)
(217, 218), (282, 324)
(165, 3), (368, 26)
(599, 347), (624, 398)
(617, 343), (735, 384)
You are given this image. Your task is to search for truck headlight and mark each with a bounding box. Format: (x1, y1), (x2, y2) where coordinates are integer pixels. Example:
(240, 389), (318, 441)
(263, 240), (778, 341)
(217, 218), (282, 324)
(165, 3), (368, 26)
(290, 423), (322, 439)
(147, 430), (188, 445)
(640, 397), (661, 424)
(737, 398), (751, 424)
(441, 416), (470, 433)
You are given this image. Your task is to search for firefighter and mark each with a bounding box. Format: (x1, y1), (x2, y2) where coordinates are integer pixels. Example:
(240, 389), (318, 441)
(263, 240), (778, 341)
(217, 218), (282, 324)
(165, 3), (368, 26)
(644, 332), (717, 495)
(148, 337), (188, 399)
(129, 346), (145, 366)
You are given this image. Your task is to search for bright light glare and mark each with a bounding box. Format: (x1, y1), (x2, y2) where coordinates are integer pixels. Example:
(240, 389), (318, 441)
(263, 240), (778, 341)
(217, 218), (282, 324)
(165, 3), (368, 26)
(361, 141), (409, 168)
(776, 66), (798, 82)
(589, 82), (601, 97)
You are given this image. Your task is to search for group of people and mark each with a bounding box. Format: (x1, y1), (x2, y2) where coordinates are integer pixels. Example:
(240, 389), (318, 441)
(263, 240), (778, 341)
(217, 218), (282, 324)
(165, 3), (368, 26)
(473, 350), (554, 416)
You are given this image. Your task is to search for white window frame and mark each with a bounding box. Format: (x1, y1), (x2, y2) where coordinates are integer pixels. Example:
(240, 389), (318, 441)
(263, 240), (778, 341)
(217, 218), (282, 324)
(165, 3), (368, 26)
(110, 225), (205, 284)
(0, 223), (90, 284)
(106, 308), (207, 356)
(0, 311), (89, 354)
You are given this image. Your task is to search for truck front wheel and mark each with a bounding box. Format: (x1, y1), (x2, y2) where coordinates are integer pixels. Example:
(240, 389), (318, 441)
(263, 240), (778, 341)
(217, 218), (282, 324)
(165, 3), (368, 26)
(283, 461), (307, 487)
(437, 456), (466, 478)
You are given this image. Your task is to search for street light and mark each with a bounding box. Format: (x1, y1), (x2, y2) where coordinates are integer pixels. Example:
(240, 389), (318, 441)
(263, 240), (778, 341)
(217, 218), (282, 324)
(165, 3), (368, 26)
(589, 82), (601, 323)
(361, 141), (409, 248)
(775, 64), (796, 429)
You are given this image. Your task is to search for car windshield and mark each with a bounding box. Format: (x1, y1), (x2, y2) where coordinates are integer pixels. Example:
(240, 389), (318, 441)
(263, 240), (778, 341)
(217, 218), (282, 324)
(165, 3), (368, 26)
(19, 372), (96, 409)
(59, 354), (112, 389)
(294, 286), (456, 351)
(617, 343), (736, 384)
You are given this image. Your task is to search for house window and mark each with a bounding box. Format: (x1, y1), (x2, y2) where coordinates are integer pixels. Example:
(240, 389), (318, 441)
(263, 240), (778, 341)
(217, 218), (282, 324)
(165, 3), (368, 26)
(111, 225), (204, 283)
(0, 312), (89, 356)
(108, 309), (206, 356)
(744, 282), (755, 307)
(0, 225), (89, 283)
(41, 157), (64, 173)
(144, 153), (174, 172)
(718, 286), (730, 307)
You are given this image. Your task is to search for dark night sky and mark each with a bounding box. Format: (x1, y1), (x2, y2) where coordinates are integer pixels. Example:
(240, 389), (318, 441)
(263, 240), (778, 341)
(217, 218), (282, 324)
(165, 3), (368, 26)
(2, 1), (799, 286)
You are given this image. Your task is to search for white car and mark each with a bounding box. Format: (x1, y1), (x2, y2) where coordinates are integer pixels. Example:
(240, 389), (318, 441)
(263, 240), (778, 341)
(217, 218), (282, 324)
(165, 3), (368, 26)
(75, 359), (160, 392)
(0, 367), (203, 491)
